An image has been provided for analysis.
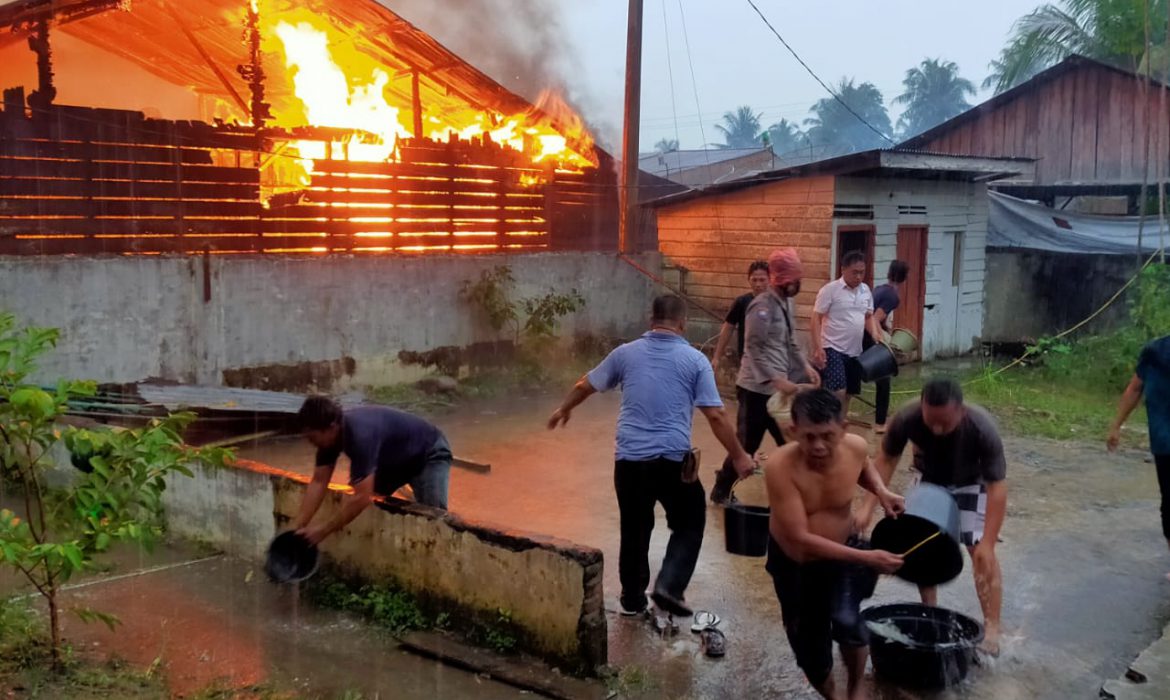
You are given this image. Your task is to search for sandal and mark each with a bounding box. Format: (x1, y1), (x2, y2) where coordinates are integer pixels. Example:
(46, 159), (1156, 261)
(700, 627), (727, 657)
(690, 610), (721, 633)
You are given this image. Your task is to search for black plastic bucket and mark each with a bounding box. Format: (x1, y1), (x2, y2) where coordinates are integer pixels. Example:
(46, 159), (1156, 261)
(871, 483), (964, 586)
(856, 342), (899, 382)
(862, 603), (983, 689)
(265, 531), (320, 584)
(723, 479), (769, 557)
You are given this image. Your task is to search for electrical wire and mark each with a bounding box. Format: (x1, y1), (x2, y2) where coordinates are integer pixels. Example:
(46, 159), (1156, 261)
(743, 0), (896, 146)
(659, 0), (683, 153)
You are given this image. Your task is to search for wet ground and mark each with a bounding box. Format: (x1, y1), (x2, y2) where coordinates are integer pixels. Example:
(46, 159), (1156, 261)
(235, 389), (1170, 699)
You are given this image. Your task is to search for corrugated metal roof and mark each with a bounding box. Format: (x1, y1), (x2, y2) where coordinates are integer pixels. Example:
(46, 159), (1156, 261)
(639, 147), (771, 176)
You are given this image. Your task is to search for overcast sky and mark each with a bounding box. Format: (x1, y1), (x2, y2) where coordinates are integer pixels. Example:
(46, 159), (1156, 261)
(562, 1), (1035, 151)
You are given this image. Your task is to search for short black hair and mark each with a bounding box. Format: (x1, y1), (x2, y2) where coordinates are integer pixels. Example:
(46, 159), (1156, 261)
(298, 395), (342, 431)
(651, 294), (688, 324)
(747, 260), (769, 276)
(842, 251), (867, 269)
(888, 259), (910, 284)
(790, 388), (844, 425)
(922, 378), (964, 407)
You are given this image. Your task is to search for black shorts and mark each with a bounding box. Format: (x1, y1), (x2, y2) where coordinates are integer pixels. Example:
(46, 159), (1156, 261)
(765, 536), (878, 686)
(821, 348), (862, 396)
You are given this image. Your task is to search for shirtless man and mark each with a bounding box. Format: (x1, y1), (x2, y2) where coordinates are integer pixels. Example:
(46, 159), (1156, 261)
(765, 389), (905, 700)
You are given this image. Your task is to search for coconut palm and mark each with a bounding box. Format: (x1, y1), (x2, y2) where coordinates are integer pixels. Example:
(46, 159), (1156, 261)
(985, 0), (1169, 94)
(765, 119), (806, 156)
(804, 79), (892, 155)
(654, 138), (680, 153)
(894, 59), (977, 138)
(715, 106), (764, 149)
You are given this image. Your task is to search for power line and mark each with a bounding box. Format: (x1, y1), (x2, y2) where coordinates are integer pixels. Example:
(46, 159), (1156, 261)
(659, 0), (683, 151)
(743, 0), (896, 146)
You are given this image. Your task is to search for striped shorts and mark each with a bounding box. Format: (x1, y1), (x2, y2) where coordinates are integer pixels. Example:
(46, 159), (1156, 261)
(909, 472), (987, 547)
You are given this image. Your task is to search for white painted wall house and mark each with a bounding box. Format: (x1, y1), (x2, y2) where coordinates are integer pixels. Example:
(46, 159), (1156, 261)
(654, 150), (1033, 362)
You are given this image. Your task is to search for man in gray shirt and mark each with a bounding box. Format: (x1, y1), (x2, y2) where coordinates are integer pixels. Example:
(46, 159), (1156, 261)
(857, 378), (1007, 656)
(711, 248), (819, 504)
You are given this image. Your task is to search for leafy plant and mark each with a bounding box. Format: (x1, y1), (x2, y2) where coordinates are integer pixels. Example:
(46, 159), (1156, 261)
(478, 608), (518, 654)
(308, 580), (429, 634)
(0, 312), (230, 667)
(459, 265), (585, 345)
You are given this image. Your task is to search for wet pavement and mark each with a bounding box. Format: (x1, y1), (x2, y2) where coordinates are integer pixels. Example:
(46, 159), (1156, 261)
(235, 390), (1170, 699)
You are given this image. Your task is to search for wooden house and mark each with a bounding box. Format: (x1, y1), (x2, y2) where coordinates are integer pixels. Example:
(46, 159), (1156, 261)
(899, 55), (1170, 210)
(650, 150), (1032, 360)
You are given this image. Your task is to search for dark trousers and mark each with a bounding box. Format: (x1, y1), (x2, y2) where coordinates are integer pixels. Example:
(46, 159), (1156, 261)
(614, 457), (706, 611)
(863, 333), (891, 424)
(714, 387), (784, 498)
(1157, 454), (1170, 540)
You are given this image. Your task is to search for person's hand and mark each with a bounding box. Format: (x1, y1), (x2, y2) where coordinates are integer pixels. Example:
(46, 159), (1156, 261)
(865, 549), (904, 574)
(805, 365), (821, 389)
(971, 539), (996, 571)
(1106, 426), (1121, 452)
(711, 357), (721, 374)
(877, 489), (905, 518)
(732, 452), (756, 479)
(547, 407), (571, 430)
(297, 524), (329, 547)
(811, 347), (827, 369)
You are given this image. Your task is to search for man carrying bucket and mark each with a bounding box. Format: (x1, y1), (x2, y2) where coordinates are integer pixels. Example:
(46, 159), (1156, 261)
(710, 248), (820, 505)
(810, 252), (884, 418)
(765, 389), (905, 700)
(860, 378), (1008, 656)
(548, 294), (755, 618)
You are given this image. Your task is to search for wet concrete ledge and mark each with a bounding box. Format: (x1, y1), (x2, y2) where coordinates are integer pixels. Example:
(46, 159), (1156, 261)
(1102, 619), (1170, 700)
(161, 458), (607, 672)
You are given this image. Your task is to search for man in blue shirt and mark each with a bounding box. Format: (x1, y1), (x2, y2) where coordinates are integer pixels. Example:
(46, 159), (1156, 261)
(1108, 334), (1170, 577)
(293, 397), (452, 546)
(548, 294), (755, 617)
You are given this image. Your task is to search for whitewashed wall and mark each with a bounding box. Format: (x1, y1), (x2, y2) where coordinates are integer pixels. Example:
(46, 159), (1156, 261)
(831, 177), (988, 359)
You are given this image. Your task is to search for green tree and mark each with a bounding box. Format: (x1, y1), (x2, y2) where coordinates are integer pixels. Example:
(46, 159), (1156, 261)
(714, 106), (763, 149)
(765, 118), (806, 156)
(985, 0), (1169, 93)
(654, 138), (680, 153)
(894, 59), (977, 138)
(804, 79), (892, 155)
(0, 312), (229, 666)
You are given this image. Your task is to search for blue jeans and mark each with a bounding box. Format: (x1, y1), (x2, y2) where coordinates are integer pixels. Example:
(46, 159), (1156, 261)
(375, 433), (451, 510)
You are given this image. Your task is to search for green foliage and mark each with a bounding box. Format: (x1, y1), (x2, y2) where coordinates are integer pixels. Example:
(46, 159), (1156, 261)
(601, 664), (657, 696)
(459, 265), (585, 345)
(474, 608), (518, 654)
(714, 106), (763, 149)
(804, 78), (892, 155)
(894, 58), (976, 137)
(309, 580), (429, 634)
(0, 311), (231, 665)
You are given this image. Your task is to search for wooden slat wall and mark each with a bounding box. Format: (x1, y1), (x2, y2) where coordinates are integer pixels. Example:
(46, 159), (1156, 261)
(656, 176), (835, 330)
(0, 103), (611, 255)
(915, 63), (1170, 186)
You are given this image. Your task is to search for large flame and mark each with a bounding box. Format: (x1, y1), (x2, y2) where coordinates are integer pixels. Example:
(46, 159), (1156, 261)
(262, 10), (595, 177)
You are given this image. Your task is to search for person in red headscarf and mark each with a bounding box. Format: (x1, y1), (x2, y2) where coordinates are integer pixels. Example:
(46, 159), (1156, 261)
(711, 248), (820, 504)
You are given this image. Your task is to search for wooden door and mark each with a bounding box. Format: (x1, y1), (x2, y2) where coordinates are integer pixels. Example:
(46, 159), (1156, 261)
(895, 225), (928, 350)
(835, 225), (875, 286)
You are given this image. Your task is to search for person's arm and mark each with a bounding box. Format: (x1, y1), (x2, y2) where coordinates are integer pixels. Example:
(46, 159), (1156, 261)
(711, 322), (735, 371)
(547, 375), (598, 429)
(698, 405), (755, 477)
(765, 454), (903, 572)
(853, 428), (907, 532)
(298, 474), (376, 546)
(1107, 374), (1144, 451)
(744, 302), (800, 393)
(867, 312), (884, 343)
(293, 464), (336, 530)
(858, 456), (905, 518)
(810, 310), (827, 368)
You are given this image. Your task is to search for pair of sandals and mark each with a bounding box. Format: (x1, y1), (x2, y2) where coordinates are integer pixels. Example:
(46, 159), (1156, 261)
(692, 611), (725, 658)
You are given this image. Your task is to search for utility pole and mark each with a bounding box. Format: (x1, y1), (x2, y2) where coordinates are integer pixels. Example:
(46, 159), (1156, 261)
(618, 0), (643, 254)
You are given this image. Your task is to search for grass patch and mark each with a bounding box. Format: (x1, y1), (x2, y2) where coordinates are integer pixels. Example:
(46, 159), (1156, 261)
(881, 356), (1149, 447)
(601, 664), (657, 697)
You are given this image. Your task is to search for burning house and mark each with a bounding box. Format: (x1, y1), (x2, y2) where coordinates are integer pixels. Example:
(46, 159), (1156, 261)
(0, 0), (620, 255)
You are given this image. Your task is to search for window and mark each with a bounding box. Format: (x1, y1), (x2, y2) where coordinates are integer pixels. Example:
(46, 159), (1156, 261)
(951, 232), (964, 287)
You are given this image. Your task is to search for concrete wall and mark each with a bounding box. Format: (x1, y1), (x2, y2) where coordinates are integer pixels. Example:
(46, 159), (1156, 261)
(983, 248), (1137, 343)
(164, 458), (606, 671)
(0, 252), (661, 387)
(834, 177), (988, 359)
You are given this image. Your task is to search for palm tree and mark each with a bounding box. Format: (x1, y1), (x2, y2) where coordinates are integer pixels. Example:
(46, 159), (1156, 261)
(894, 59), (977, 138)
(985, 0), (1169, 94)
(804, 79), (893, 155)
(715, 106), (763, 149)
(654, 138), (680, 153)
(765, 119), (806, 156)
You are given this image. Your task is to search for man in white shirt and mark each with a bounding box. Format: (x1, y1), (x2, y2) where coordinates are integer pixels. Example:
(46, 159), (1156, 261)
(810, 251), (882, 417)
